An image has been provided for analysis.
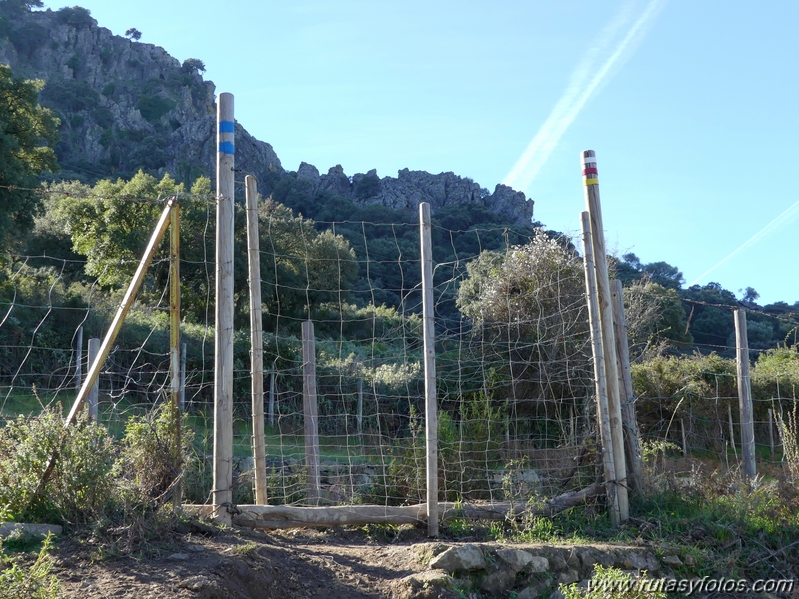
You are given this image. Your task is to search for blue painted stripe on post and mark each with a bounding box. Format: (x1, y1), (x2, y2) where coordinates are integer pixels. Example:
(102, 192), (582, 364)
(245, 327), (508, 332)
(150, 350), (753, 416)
(218, 141), (235, 155)
(219, 120), (235, 133)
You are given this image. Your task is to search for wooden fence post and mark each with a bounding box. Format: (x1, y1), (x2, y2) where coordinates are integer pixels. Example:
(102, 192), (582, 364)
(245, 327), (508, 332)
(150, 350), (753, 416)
(179, 342), (187, 412)
(580, 211), (620, 526)
(302, 320), (320, 505)
(357, 377), (364, 436)
(268, 368), (276, 428)
(169, 200), (182, 506)
(582, 150), (629, 522)
(86, 338), (100, 421)
(214, 92), (235, 525)
(734, 308), (757, 480)
(246, 175), (268, 505)
(611, 279), (642, 491)
(420, 202), (439, 537)
(75, 326), (83, 392)
(768, 408), (775, 459)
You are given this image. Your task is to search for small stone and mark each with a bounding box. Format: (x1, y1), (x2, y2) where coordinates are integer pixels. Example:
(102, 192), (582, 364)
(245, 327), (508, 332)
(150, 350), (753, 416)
(558, 569), (579, 585)
(186, 544), (205, 553)
(167, 553), (189, 560)
(684, 554), (696, 567)
(429, 544), (486, 573)
(177, 576), (209, 592)
(550, 589), (566, 599)
(662, 555), (683, 567)
(479, 569), (516, 595)
(516, 579), (552, 599)
(496, 548), (533, 573)
(622, 552), (650, 571)
(549, 555), (568, 571)
(579, 549), (597, 570)
(392, 570), (454, 597)
(528, 555), (550, 574)
(566, 550), (581, 570)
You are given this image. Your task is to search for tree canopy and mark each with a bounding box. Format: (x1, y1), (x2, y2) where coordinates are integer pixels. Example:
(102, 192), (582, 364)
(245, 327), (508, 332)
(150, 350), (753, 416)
(0, 63), (59, 249)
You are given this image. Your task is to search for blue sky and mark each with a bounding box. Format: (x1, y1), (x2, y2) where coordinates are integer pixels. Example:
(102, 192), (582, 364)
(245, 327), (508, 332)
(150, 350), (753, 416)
(45, 1), (798, 305)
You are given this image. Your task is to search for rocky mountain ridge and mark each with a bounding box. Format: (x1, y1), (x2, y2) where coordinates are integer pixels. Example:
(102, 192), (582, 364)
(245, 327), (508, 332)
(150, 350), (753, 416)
(0, 4), (533, 225)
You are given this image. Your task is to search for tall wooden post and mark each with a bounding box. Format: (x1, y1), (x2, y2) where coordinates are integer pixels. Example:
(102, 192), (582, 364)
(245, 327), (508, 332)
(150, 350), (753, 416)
(420, 202), (438, 537)
(580, 211), (620, 526)
(214, 92), (235, 524)
(734, 308), (757, 480)
(75, 326), (83, 392)
(246, 175), (268, 505)
(169, 202), (182, 506)
(357, 377), (364, 436)
(611, 279), (642, 492)
(302, 320), (320, 505)
(86, 338), (100, 421)
(582, 150), (628, 522)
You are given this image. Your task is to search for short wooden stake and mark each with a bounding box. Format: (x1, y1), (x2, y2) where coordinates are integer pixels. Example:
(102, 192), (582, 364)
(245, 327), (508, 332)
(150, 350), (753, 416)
(681, 418), (687, 456)
(768, 408), (775, 459)
(86, 338), (100, 421)
(268, 368), (276, 428)
(214, 92), (235, 525)
(734, 308), (757, 480)
(580, 211), (620, 526)
(420, 202), (439, 537)
(302, 320), (320, 505)
(582, 151), (629, 523)
(179, 342), (187, 412)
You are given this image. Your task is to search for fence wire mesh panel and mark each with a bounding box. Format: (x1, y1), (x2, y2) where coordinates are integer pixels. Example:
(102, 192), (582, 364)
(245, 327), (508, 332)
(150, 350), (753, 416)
(3, 181), (798, 514)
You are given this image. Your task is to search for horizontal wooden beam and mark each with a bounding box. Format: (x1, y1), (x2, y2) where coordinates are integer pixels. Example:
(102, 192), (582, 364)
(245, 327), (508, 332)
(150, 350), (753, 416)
(184, 483), (603, 530)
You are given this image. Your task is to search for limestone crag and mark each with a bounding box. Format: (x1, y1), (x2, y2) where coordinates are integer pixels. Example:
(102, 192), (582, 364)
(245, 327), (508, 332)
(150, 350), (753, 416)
(298, 162), (534, 227)
(0, 6), (281, 184)
(1, 5), (532, 226)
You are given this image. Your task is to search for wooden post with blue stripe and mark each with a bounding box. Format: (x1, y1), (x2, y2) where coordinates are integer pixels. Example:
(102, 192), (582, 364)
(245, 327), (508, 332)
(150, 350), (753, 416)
(582, 150), (629, 523)
(214, 92), (235, 525)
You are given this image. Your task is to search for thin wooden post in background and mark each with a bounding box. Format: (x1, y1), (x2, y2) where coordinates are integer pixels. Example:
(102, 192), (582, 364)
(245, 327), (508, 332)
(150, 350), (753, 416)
(268, 368), (276, 428)
(179, 342), (187, 412)
(245, 175), (267, 505)
(611, 279), (642, 492)
(728, 403), (738, 462)
(214, 92), (235, 525)
(734, 308), (757, 480)
(86, 338), (100, 421)
(580, 211), (620, 526)
(420, 202), (439, 537)
(357, 377), (364, 436)
(582, 151), (629, 522)
(681, 418), (688, 456)
(768, 408), (775, 459)
(302, 320), (320, 505)
(75, 326), (83, 392)
(169, 201), (182, 506)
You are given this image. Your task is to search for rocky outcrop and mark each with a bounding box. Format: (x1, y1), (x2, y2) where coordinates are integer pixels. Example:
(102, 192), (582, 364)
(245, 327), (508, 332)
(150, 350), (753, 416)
(298, 164), (535, 227)
(0, 5), (532, 226)
(0, 5), (281, 186)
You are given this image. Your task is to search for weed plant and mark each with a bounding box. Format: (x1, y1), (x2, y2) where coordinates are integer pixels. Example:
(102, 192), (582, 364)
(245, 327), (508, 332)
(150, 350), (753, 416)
(0, 533), (60, 599)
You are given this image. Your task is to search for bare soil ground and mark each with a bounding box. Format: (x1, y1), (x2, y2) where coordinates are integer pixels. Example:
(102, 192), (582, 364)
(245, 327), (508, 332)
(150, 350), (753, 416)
(50, 523), (443, 599)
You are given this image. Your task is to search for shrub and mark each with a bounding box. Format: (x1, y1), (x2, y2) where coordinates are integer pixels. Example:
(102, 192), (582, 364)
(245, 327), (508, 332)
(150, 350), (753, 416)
(0, 534), (60, 599)
(0, 407), (116, 523)
(55, 6), (93, 28)
(561, 564), (665, 598)
(137, 94), (175, 123)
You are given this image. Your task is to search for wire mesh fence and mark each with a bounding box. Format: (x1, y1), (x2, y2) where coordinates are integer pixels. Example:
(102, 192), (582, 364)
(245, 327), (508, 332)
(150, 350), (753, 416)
(1, 187), (797, 513)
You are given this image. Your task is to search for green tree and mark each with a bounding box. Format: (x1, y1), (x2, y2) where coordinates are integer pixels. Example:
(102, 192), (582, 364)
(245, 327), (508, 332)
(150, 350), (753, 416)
(0, 63), (59, 249)
(125, 27), (142, 40)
